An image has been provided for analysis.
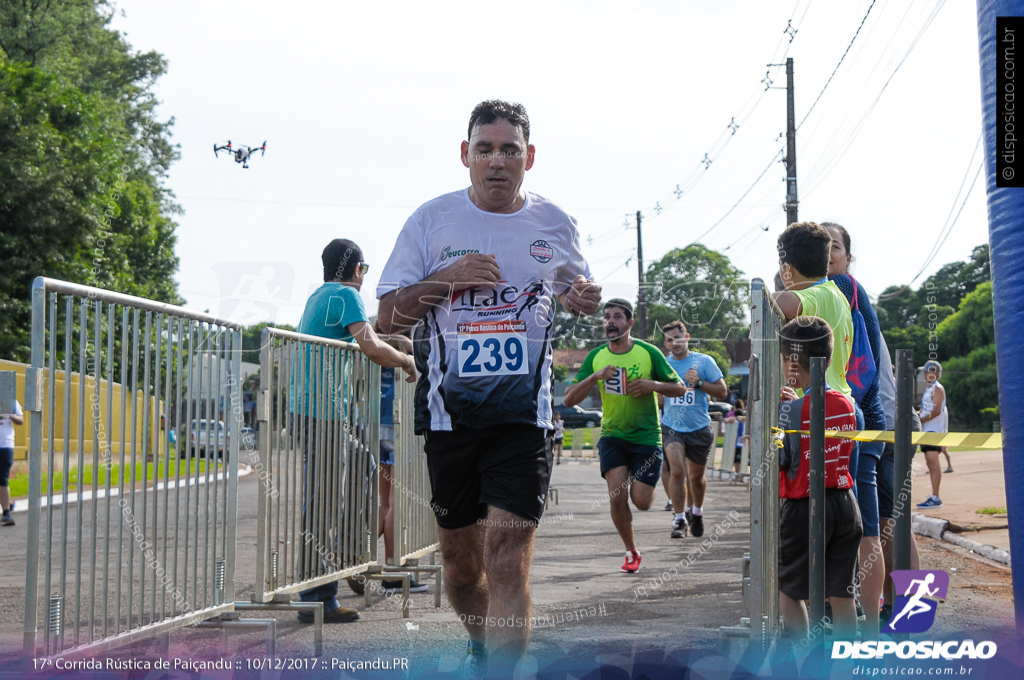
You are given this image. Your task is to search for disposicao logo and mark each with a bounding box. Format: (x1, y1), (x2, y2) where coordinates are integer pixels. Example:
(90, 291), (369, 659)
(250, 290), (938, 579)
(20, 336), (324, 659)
(885, 569), (948, 634)
(831, 569), (998, 661)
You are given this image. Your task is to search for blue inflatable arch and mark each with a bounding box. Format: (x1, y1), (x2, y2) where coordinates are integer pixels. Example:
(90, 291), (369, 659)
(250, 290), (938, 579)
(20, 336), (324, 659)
(976, 0), (1024, 631)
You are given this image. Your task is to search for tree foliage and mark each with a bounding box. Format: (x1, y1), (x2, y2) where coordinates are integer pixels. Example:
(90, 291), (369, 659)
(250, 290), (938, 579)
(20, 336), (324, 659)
(930, 283), (997, 429)
(941, 343), (998, 430)
(550, 296), (605, 349)
(935, 282), (994, 359)
(0, 0), (180, 362)
(241, 322), (296, 365)
(550, 245), (750, 354)
(644, 244), (748, 342)
(876, 245), (989, 335)
(874, 246), (995, 430)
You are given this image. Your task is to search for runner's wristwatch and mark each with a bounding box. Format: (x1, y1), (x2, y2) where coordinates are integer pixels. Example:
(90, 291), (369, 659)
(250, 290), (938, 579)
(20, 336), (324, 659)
(695, 379), (705, 389)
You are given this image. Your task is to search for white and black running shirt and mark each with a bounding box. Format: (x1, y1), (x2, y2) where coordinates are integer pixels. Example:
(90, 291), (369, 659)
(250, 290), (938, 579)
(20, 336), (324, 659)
(377, 189), (592, 433)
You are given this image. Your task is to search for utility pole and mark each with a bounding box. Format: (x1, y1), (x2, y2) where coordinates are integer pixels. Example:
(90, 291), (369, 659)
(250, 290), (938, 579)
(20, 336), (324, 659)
(785, 57), (798, 226)
(636, 210), (646, 339)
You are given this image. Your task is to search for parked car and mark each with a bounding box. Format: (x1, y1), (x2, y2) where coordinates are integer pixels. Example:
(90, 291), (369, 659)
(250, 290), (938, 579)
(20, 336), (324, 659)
(240, 426), (256, 450)
(186, 419), (228, 458)
(708, 401), (732, 418)
(553, 403), (603, 429)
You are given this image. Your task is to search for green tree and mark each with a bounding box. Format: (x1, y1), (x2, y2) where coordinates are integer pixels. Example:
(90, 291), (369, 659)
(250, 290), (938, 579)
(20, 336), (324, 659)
(0, 1), (180, 362)
(941, 344), (998, 430)
(876, 285), (919, 334)
(935, 282), (994, 359)
(644, 244), (748, 342)
(882, 325), (932, 367)
(550, 297), (604, 349)
(878, 245), (992, 365)
(918, 244), (991, 311)
(552, 364), (569, 382)
(241, 322), (296, 365)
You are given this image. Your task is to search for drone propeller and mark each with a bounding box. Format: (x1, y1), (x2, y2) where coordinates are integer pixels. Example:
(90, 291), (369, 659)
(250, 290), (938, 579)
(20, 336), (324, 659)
(260, 141), (267, 156)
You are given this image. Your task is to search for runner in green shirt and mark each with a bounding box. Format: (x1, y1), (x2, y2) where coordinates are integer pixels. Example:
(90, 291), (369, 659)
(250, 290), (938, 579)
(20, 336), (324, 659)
(563, 298), (685, 574)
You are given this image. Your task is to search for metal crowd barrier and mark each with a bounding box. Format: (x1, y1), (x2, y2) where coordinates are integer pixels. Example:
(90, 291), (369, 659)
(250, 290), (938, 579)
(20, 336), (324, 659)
(378, 378), (442, 609)
(388, 379), (437, 566)
(569, 427), (600, 458)
(740, 279), (785, 659)
(251, 327), (379, 605)
(722, 282), (922, 664)
(709, 419), (739, 478)
(24, 278), (242, 656)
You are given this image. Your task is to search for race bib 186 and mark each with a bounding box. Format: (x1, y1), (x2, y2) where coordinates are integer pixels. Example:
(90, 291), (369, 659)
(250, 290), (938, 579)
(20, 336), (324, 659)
(457, 320), (529, 376)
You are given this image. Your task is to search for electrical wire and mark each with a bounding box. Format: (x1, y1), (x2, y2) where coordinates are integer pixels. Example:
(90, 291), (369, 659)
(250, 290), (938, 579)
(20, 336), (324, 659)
(802, 0), (946, 195)
(907, 134), (983, 285)
(797, 0), (878, 132)
(581, 0), (813, 249)
(682, 148), (785, 248)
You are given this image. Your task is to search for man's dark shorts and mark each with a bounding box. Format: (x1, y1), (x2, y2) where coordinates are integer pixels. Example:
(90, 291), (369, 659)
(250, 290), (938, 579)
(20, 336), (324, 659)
(0, 448), (13, 486)
(661, 424), (715, 467)
(779, 489), (863, 601)
(597, 436), (662, 487)
(424, 424), (552, 530)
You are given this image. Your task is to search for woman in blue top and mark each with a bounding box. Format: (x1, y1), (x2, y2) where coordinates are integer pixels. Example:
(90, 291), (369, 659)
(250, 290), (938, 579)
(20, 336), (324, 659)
(824, 221), (886, 638)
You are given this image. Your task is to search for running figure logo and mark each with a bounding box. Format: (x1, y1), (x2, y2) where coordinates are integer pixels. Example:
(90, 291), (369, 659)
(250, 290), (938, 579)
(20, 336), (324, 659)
(885, 570), (949, 634)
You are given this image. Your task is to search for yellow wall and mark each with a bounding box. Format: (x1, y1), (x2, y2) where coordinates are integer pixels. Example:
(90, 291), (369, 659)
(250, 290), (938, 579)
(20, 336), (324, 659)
(0, 360), (160, 462)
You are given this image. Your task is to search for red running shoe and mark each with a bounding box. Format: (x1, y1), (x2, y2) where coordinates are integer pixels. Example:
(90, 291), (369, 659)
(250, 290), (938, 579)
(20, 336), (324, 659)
(620, 550), (642, 573)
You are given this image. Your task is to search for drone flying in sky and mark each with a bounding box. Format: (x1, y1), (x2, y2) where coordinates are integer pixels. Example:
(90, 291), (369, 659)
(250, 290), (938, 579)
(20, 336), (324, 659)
(213, 140), (266, 169)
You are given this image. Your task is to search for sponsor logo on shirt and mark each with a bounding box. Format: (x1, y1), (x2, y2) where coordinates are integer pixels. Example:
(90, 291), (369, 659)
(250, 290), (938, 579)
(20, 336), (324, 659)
(530, 240), (554, 263)
(440, 245), (481, 262)
(451, 281), (546, 320)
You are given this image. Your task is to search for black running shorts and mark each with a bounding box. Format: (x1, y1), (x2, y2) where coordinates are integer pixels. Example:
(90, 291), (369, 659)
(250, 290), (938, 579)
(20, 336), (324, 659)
(779, 489), (863, 601)
(424, 424), (552, 530)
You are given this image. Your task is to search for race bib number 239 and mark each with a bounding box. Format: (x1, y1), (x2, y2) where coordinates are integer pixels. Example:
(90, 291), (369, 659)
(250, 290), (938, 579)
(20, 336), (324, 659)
(457, 320), (529, 376)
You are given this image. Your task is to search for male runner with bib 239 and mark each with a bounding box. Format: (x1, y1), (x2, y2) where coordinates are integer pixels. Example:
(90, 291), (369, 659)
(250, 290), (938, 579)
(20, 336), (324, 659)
(660, 320), (728, 540)
(376, 100), (601, 677)
(563, 299), (685, 575)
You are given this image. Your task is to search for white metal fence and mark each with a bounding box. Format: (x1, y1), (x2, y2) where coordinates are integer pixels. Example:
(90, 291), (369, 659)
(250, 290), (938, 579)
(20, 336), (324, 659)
(745, 279), (785, 658)
(23, 280), (442, 657)
(251, 326), (380, 603)
(24, 277), (242, 656)
(389, 378), (439, 566)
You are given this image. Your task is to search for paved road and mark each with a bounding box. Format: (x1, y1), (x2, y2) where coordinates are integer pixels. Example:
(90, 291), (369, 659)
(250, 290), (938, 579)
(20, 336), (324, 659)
(0, 445), (1015, 678)
(909, 447), (1009, 552)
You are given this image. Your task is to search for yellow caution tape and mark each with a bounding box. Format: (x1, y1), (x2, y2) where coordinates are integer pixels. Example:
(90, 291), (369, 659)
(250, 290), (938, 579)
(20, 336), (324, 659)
(782, 430), (1002, 450)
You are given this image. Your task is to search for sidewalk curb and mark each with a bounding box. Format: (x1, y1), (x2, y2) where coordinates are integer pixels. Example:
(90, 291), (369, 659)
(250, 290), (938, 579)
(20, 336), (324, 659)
(913, 512), (1011, 566)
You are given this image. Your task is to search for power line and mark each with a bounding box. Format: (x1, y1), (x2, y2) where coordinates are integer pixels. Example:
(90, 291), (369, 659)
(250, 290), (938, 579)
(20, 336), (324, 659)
(907, 134), (983, 285)
(802, 0), (947, 196)
(581, 2), (812, 244)
(797, 0), (878, 131)
(683, 148), (785, 248)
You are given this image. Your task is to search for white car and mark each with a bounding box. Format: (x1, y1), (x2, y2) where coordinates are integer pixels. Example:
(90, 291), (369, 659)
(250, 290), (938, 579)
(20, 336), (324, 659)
(240, 426), (256, 450)
(186, 419), (228, 459)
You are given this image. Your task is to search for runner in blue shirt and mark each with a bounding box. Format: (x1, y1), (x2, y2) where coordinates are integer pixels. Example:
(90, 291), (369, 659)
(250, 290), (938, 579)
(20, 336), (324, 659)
(659, 320), (728, 539)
